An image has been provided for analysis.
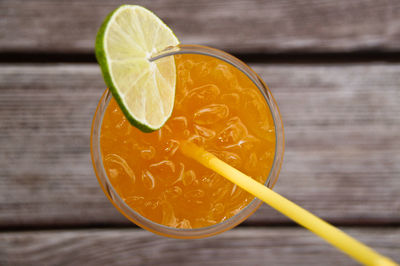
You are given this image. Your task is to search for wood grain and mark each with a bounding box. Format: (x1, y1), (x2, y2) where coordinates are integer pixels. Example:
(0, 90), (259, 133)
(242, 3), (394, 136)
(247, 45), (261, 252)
(0, 63), (399, 227)
(0, 228), (399, 265)
(1, 0), (400, 53)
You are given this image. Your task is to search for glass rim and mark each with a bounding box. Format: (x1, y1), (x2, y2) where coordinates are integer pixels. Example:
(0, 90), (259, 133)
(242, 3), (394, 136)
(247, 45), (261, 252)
(90, 44), (285, 239)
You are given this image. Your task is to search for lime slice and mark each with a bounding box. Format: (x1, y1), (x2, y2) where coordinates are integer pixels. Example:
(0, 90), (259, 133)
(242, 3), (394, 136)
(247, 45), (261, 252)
(95, 5), (180, 132)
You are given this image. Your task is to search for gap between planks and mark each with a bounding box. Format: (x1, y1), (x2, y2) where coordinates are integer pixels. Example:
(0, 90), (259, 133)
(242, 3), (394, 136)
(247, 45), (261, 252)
(1, 52), (400, 64)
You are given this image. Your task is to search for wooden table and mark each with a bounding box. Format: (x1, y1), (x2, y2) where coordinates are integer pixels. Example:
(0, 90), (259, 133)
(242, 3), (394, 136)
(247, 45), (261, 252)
(1, 1), (399, 265)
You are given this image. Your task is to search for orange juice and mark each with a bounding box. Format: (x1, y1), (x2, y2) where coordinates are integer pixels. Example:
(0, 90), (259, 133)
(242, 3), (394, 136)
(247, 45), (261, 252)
(100, 54), (275, 229)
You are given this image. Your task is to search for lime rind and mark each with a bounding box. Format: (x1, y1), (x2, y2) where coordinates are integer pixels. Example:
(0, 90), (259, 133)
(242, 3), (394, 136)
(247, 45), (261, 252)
(95, 5), (179, 132)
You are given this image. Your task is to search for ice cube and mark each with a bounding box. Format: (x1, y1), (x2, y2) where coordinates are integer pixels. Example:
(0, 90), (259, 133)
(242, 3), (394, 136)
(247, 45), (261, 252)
(175, 59), (193, 93)
(149, 160), (175, 175)
(184, 189), (205, 199)
(260, 151), (274, 162)
(213, 187), (230, 202)
(195, 218), (217, 227)
(241, 87), (267, 113)
(240, 89), (274, 140)
(244, 152), (258, 171)
(109, 168), (119, 179)
(164, 186), (183, 199)
(212, 64), (239, 91)
(187, 134), (205, 146)
(180, 84), (220, 108)
(194, 104), (229, 125)
(203, 172), (220, 188)
(144, 199), (160, 210)
(157, 124), (173, 142)
(140, 146), (156, 160)
(233, 135), (260, 151)
(230, 186), (245, 201)
(192, 60), (214, 79)
(124, 196), (144, 206)
(211, 203), (224, 216)
(104, 154), (135, 182)
(141, 170), (155, 190)
(183, 170), (196, 186)
(230, 184), (237, 196)
(177, 219), (192, 229)
(177, 67), (193, 89)
(183, 59), (194, 70)
(172, 162), (185, 185)
(216, 116), (248, 146)
(161, 202), (178, 227)
(229, 208), (242, 217)
(168, 116), (188, 131)
(194, 125), (216, 140)
(164, 139), (180, 157)
(221, 93), (240, 106)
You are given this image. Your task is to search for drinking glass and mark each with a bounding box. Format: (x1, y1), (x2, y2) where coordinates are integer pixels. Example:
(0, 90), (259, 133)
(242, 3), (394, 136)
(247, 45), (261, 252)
(91, 44), (284, 238)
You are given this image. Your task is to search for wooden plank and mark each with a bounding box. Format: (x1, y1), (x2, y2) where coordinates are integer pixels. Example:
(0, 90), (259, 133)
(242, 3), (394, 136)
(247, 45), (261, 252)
(1, 0), (400, 53)
(0, 63), (399, 227)
(0, 227), (399, 265)
(251, 63), (400, 224)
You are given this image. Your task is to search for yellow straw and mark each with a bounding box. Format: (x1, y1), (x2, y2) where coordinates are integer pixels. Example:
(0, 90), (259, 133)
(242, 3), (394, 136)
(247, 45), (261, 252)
(180, 141), (398, 266)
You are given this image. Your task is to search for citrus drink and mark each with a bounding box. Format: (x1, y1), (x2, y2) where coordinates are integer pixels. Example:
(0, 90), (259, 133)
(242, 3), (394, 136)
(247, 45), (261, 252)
(100, 53), (276, 229)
